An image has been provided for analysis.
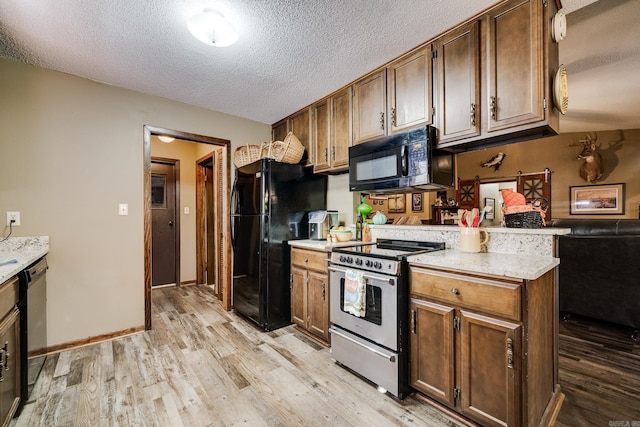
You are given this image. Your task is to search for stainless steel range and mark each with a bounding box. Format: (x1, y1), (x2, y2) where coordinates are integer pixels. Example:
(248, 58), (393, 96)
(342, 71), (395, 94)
(328, 239), (445, 399)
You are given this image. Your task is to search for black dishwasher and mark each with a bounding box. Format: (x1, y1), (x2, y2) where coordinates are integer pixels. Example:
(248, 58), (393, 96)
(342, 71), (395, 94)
(17, 256), (48, 409)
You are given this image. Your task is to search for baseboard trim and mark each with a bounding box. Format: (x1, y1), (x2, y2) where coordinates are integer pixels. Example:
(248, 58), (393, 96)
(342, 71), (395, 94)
(33, 325), (145, 356)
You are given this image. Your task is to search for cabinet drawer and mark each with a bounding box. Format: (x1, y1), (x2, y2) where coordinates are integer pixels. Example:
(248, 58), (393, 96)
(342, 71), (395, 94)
(291, 248), (328, 272)
(410, 266), (521, 321)
(0, 276), (19, 317)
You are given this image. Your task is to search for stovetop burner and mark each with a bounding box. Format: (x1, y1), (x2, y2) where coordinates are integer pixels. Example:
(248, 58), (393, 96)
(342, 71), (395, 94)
(332, 239), (445, 260)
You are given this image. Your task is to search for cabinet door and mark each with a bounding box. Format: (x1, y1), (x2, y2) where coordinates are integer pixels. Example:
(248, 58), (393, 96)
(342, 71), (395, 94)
(435, 21), (480, 145)
(353, 69), (387, 144)
(289, 108), (313, 165)
(388, 45), (433, 134)
(459, 309), (522, 427)
(307, 271), (329, 341)
(410, 298), (455, 406)
(272, 119), (289, 142)
(331, 87), (352, 169)
(0, 308), (20, 426)
(312, 99), (331, 172)
(290, 266), (307, 329)
(456, 179), (480, 210)
(486, 0), (544, 132)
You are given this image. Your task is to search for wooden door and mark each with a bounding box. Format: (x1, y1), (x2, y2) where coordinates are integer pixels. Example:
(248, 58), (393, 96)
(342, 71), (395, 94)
(290, 265), (307, 329)
(517, 172), (552, 220)
(331, 86), (352, 169)
(457, 179), (480, 210)
(410, 298), (455, 406)
(435, 21), (480, 145)
(289, 108), (312, 165)
(388, 45), (433, 134)
(353, 70), (387, 144)
(312, 98), (330, 172)
(459, 309), (522, 427)
(486, 0), (544, 132)
(307, 271), (329, 341)
(151, 160), (179, 287)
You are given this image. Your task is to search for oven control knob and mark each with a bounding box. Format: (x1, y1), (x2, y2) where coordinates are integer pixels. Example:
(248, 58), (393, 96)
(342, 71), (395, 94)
(355, 258), (363, 266)
(373, 261), (382, 269)
(339, 255), (347, 263)
(365, 260), (372, 267)
(347, 257), (353, 264)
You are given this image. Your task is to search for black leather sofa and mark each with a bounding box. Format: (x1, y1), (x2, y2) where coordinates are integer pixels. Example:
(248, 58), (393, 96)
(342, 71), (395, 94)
(548, 219), (640, 338)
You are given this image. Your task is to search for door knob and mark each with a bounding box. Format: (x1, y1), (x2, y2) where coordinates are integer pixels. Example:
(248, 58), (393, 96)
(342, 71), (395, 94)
(169, 221), (174, 227)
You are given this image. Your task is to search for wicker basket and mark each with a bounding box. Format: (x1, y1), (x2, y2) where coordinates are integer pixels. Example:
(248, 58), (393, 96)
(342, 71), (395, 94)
(502, 198), (548, 228)
(268, 132), (305, 164)
(234, 143), (267, 168)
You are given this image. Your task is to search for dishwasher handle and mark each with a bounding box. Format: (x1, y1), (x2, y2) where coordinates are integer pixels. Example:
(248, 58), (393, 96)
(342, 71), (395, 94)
(25, 257), (48, 283)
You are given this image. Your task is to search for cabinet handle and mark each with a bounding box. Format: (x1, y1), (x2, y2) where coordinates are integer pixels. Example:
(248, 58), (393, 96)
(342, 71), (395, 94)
(506, 338), (514, 369)
(322, 282), (326, 300)
(470, 103), (476, 126)
(304, 258), (308, 263)
(0, 349), (3, 381)
(379, 112), (385, 130)
(411, 310), (416, 334)
(451, 288), (460, 295)
(3, 341), (8, 371)
(490, 96), (497, 120)
(324, 148), (328, 162)
(391, 108), (397, 126)
(331, 146), (336, 161)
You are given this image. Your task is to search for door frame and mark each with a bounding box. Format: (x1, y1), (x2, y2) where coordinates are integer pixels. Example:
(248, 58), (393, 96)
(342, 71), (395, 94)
(143, 125), (232, 330)
(151, 157), (181, 287)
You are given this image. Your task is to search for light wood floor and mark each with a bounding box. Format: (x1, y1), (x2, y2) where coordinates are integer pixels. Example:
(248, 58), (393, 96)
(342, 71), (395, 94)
(13, 284), (640, 426)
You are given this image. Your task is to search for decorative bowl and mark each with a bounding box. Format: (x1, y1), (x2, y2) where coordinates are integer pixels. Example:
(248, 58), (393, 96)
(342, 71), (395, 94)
(329, 230), (353, 242)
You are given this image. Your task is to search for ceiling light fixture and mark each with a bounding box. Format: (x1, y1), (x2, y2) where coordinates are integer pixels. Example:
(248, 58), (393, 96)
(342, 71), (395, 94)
(158, 135), (175, 143)
(187, 9), (238, 47)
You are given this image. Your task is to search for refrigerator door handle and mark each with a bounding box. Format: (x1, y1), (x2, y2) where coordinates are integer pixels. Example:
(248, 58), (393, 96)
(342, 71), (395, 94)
(230, 177), (238, 248)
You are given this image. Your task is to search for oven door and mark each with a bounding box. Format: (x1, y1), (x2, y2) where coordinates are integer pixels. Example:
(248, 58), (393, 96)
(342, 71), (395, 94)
(328, 265), (398, 351)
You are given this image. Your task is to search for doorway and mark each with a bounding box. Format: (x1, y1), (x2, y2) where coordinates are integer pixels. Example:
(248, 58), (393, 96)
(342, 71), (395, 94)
(151, 159), (180, 287)
(143, 125), (232, 330)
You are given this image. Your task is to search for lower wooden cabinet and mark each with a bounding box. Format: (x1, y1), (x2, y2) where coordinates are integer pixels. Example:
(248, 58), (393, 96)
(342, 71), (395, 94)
(0, 276), (20, 427)
(409, 265), (561, 427)
(291, 248), (330, 343)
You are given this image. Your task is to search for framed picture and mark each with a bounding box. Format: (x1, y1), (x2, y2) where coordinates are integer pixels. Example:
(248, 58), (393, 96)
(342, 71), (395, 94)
(388, 194), (405, 213)
(570, 183), (625, 215)
(412, 193), (423, 212)
(483, 198), (495, 220)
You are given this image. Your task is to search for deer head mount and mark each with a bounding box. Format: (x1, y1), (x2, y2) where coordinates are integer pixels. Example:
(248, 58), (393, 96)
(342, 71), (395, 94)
(570, 133), (603, 183)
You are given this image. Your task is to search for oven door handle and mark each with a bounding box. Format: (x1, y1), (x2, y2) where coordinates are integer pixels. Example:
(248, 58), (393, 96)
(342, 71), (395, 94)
(329, 327), (396, 362)
(328, 265), (395, 286)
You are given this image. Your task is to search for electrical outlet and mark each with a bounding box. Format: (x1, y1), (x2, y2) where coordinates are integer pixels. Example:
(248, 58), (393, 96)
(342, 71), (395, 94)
(6, 212), (20, 226)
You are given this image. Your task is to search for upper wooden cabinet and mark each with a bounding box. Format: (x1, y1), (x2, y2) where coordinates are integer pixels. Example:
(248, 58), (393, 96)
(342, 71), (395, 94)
(435, 21), (480, 144)
(313, 87), (352, 173)
(353, 69), (387, 144)
(436, 0), (559, 150)
(271, 118), (289, 143)
(353, 45), (434, 145)
(388, 44), (434, 134)
(289, 108), (313, 166)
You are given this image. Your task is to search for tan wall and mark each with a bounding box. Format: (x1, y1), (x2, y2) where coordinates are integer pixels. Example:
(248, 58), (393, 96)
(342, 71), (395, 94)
(0, 58), (270, 347)
(456, 130), (640, 219)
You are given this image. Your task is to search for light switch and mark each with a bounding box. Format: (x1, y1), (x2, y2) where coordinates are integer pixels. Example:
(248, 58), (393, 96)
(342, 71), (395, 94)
(184, 207), (190, 214)
(119, 204), (128, 216)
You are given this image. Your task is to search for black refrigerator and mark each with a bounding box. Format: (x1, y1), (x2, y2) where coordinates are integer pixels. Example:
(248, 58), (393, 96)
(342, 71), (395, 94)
(231, 158), (327, 331)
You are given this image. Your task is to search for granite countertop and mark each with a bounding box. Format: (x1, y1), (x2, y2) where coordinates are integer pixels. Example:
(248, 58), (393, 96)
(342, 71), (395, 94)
(288, 239), (370, 251)
(0, 236), (50, 284)
(408, 249), (559, 280)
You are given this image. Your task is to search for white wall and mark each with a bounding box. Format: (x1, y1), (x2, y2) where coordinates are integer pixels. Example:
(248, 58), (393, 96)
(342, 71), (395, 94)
(0, 58), (271, 347)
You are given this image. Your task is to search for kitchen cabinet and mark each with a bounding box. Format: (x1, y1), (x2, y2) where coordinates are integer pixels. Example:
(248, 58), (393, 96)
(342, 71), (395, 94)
(409, 266), (561, 427)
(313, 87), (352, 173)
(0, 276), (20, 426)
(272, 118), (289, 143)
(353, 45), (434, 145)
(290, 248), (330, 343)
(271, 109), (313, 166)
(435, 0), (560, 150)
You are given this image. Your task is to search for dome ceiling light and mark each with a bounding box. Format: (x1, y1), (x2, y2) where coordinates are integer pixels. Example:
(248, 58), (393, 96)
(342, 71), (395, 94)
(158, 135), (175, 143)
(187, 9), (238, 47)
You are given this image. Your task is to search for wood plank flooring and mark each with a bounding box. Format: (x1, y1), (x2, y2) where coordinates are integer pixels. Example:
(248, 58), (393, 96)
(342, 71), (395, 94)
(13, 284), (640, 426)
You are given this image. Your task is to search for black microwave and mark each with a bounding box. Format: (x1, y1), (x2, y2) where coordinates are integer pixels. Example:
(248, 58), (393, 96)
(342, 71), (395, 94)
(348, 126), (454, 193)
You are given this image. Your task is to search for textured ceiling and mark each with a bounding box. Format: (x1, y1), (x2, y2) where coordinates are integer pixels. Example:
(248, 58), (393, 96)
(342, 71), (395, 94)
(1, 0), (637, 133)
